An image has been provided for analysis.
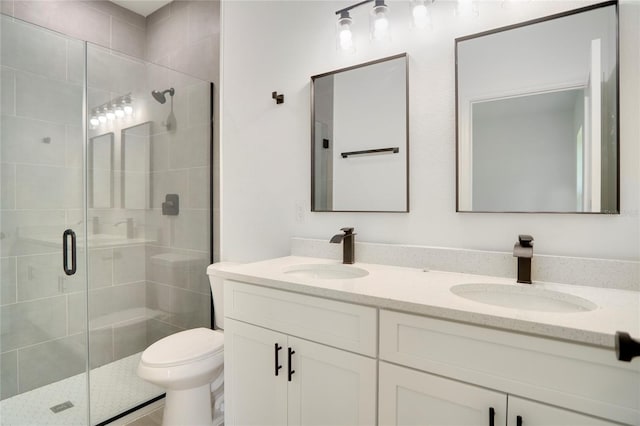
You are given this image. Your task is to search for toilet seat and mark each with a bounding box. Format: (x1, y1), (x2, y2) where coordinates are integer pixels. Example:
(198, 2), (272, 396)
(140, 327), (224, 368)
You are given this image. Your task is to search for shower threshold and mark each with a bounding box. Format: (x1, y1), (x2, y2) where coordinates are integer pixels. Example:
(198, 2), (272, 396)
(0, 352), (162, 426)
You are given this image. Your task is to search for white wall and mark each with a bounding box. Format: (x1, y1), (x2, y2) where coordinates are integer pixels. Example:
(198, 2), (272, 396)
(220, 0), (640, 263)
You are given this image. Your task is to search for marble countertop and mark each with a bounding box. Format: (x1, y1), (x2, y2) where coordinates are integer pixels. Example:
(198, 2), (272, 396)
(211, 256), (640, 349)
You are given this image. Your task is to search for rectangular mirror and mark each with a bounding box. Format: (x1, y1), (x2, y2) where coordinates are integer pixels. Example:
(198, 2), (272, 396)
(121, 122), (152, 209)
(456, 1), (618, 213)
(311, 53), (409, 212)
(89, 132), (114, 208)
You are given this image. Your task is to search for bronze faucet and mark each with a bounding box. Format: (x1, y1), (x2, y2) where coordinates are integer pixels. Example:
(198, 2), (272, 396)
(513, 234), (534, 284)
(330, 227), (356, 264)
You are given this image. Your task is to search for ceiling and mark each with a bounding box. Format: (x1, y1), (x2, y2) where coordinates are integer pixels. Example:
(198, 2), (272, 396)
(110, 0), (172, 17)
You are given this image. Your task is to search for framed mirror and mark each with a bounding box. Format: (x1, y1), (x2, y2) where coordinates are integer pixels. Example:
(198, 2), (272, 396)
(456, 1), (618, 213)
(89, 132), (114, 208)
(311, 53), (409, 212)
(121, 122), (152, 209)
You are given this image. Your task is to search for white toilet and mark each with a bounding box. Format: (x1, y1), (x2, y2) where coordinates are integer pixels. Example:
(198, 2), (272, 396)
(137, 263), (231, 426)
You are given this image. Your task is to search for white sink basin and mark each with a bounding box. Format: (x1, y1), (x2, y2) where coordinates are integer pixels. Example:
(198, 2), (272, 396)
(283, 264), (369, 280)
(450, 283), (597, 313)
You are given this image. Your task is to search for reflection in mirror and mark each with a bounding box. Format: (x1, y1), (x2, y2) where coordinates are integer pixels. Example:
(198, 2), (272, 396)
(121, 122), (152, 209)
(456, 2), (618, 213)
(89, 133), (114, 208)
(311, 53), (409, 212)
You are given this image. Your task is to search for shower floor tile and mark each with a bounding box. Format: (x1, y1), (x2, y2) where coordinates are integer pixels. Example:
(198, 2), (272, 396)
(0, 352), (162, 426)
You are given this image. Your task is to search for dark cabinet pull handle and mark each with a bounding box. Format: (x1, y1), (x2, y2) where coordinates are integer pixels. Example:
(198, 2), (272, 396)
(615, 331), (640, 362)
(517, 415), (523, 426)
(288, 347), (295, 382)
(274, 343), (282, 376)
(489, 407), (495, 426)
(62, 229), (77, 276)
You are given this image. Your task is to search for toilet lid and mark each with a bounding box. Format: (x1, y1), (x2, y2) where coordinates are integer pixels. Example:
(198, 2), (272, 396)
(141, 328), (224, 367)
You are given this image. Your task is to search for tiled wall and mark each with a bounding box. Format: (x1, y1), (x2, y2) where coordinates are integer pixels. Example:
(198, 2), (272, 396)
(146, 1), (219, 82)
(1, 0), (146, 60)
(146, 0), (221, 261)
(1, 1), (219, 400)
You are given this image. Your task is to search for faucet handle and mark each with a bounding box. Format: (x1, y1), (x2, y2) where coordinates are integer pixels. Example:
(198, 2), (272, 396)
(518, 234), (534, 247)
(340, 227), (355, 235)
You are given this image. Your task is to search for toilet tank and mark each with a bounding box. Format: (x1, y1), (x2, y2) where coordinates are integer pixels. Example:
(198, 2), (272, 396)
(207, 262), (239, 330)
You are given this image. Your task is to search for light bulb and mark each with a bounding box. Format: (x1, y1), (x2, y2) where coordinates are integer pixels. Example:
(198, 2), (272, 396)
(413, 4), (427, 20)
(90, 116), (99, 127)
(412, 0), (432, 29)
(336, 12), (355, 53)
(98, 108), (107, 123)
(115, 105), (124, 118)
(375, 14), (388, 32)
(106, 107), (115, 121)
(123, 97), (133, 115)
(339, 25), (353, 50)
(370, 3), (390, 41)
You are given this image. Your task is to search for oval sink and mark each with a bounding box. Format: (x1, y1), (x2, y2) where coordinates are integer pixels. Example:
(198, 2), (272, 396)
(450, 283), (597, 313)
(283, 264), (369, 280)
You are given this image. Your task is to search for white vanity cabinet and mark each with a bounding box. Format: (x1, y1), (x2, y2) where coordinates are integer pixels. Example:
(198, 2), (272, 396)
(379, 310), (637, 426)
(223, 281), (377, 426)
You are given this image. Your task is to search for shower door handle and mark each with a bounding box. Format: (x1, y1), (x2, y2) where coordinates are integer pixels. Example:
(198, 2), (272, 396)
(62, 229), (77, 276)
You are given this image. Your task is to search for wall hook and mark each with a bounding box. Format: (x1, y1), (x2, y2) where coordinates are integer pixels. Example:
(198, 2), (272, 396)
(272, 91), (284, 104)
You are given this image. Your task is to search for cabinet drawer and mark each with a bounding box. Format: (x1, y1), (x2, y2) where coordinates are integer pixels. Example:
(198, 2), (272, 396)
(380, 309), (640, 425)
(225, 281), (377, 357)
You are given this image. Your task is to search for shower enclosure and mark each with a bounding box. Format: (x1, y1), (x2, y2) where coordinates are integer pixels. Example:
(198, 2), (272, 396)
(1, 14), (213, 425)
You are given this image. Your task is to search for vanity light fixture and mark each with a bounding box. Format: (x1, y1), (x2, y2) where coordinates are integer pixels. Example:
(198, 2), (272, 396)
(335, 0), (393, 51)
(89, 93), (134, 128)
(335, 0), (478, 51)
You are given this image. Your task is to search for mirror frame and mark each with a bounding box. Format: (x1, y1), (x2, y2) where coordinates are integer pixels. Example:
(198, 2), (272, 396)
(311, 53), (410, 213)
(454, 0), (619, 214)
(88, 132), (114, 209)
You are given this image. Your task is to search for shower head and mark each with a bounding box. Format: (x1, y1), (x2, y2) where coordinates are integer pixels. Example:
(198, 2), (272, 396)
(151, 88), (175, 104)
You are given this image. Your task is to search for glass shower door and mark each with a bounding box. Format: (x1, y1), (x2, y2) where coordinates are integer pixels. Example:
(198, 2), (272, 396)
(86, 44), (212, 424)
(1, 14), (89, 425)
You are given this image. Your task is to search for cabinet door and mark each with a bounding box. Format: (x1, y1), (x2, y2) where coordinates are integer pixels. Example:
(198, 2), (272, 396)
(287, 336), (377, 426)
(379, 361), (507, 426)
(224, 318), (288, 426)
(507, 396), (619, 426)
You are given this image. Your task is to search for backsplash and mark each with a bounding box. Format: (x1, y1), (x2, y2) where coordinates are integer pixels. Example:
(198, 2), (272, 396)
(291, 238), (639, 292)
